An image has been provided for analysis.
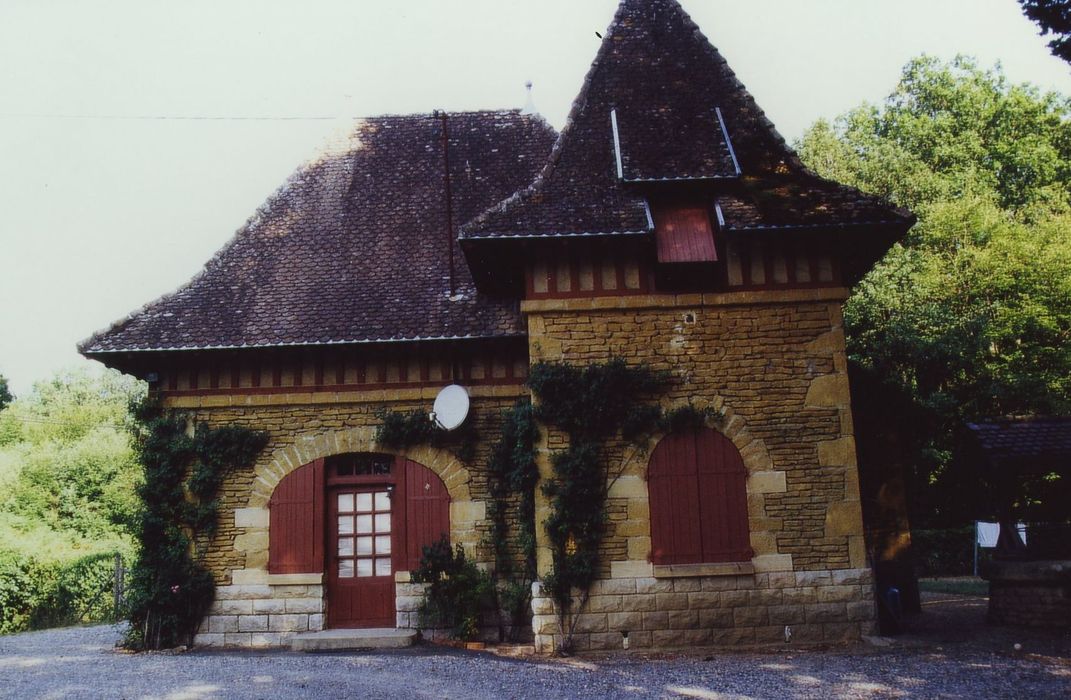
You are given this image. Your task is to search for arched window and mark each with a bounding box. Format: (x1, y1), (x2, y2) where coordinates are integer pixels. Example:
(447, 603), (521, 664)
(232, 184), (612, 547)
(648, 427), (752, 565)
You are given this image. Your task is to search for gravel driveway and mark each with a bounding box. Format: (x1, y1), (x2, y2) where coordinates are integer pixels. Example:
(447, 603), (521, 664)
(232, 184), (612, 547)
(1, 596), (1068, 699)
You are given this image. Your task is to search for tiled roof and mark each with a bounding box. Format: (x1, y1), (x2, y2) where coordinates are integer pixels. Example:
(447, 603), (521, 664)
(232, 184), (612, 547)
(80, 111), (556, 354)
(716, 177), (914, 231)
(967, 417), (1071, 465)
(461, 0), (911, 240)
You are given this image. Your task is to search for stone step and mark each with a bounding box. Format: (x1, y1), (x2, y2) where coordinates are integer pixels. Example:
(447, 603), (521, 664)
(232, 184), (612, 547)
(290, 628), (418, 652)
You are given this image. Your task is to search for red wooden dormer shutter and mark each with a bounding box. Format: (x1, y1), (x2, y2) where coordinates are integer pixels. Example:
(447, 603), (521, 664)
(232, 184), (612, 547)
(648, 427), (752, 565)
(268, 458), (325, 573)
(653, 206), (718, 264)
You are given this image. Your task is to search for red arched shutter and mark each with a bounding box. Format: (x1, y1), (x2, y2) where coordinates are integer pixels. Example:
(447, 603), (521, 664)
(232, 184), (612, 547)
(648, 428), (752, 565)
(400, 458), (451, 571)
(268, 458), (325, 573)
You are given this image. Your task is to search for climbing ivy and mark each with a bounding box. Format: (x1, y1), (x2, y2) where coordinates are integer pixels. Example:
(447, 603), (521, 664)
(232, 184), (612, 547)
(374, 408), (479, 463)
(123, 397), (267, 650)
(486, 400), (540, 637)
(527, 358), (674, 653)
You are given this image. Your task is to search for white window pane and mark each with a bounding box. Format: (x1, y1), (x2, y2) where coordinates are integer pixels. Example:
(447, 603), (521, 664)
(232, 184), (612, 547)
(375, 558), (392, 576)
(337, 493), (354, 512)
(355, 514), (373, 534)
(337, 516), (354, 535)
(374, 491), (390, 510)
(338, 559), (354, 578)
(355, 493), (373, 512)
(356, 559), (373, 577)
(374, 513), (391, 533)
(337, 537), (354, 556)
(375, 535), (391, 554)
(356, 536), (373, 555)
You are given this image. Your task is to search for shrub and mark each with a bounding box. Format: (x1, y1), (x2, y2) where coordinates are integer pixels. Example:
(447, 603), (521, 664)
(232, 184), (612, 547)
(411, 536), (494, 640)
(0, 549), (125, 635)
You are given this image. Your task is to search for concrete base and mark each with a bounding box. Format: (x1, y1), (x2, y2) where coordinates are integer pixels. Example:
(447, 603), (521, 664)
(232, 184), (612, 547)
(290, 628), (418, 652)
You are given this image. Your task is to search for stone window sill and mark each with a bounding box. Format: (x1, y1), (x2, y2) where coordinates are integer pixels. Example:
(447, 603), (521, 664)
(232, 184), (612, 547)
(266, 572), (323, 585)
(652, 561), (755, 578)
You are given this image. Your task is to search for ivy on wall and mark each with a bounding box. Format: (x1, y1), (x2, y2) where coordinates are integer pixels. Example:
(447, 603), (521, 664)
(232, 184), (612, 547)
(528, 359), (721, 653)
(124, 398), (267, 650)
(374, 408), (479, 463)
(486, 400), (540, 637)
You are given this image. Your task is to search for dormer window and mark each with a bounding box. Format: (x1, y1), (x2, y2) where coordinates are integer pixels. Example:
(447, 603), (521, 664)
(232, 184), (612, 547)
(652, 203), (718, 264)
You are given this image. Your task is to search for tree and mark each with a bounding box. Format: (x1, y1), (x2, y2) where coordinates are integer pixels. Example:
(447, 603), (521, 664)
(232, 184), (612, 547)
(797, 56), (1071, 524)
(0, 367), (146, 541)
(1019, 0), (1071, 63)
(0, 375), (12, 412)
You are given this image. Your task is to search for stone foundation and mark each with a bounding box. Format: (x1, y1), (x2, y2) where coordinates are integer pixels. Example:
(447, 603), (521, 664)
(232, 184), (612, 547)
(531, 567), (875, 652)
(985, 560), (1071, 628)
(193, 574), (325, 648)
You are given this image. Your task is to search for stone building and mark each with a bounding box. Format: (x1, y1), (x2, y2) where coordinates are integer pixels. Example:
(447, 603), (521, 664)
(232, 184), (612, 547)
(80, 0), (913, 651)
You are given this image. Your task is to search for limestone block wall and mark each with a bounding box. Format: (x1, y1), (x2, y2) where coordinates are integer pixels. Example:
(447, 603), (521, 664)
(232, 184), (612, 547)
(164, 387), (522, 588)
(194, 574), (325, 648)
(164, 386), (522, 648)
(523, 289), (874, 650)
(531, 568), (875, 652)
(986, 560), (1071, 628)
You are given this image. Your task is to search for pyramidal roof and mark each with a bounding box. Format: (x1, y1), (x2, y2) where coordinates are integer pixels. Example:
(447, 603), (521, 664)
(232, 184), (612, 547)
(461, 0), (912, 240)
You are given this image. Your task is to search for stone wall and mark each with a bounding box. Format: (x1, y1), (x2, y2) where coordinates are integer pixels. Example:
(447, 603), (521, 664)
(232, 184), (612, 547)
(531, 568), (875, 652)
(986, 560), (1071, 628)
(167, 387), (522, 648)
(174, 286), (876, 652)
(195, 574), (325, 648)
(523, 289), (874, 651)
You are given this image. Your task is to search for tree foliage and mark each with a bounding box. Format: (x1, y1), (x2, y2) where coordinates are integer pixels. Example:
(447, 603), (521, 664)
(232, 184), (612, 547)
(0, 374), (12, 412)
(797, 56), (1071, 524)
(0, 368), (144, 634)
(124, 397), (267, 650)
(0, 368), (145, 544)
(1020, 0), (1071, 63)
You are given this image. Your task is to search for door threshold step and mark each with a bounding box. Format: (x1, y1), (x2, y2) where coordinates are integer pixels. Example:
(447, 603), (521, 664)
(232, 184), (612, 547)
(290, 628), (418, 652)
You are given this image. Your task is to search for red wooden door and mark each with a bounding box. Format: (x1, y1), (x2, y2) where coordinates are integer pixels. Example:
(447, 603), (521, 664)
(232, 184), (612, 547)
(326, 487), (395, 628)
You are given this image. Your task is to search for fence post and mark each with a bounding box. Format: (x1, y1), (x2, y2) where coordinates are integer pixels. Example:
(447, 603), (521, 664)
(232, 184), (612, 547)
(973, 521), (979, 578)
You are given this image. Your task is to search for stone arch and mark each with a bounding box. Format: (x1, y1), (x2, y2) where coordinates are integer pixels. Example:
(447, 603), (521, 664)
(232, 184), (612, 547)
(606, 396), (787, 568)
(615, 396), (773, 480)
(247, 426), (472, 509)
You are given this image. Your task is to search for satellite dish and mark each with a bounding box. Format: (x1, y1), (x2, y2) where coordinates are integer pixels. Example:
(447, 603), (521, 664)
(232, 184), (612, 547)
(432, 384), (470, 431)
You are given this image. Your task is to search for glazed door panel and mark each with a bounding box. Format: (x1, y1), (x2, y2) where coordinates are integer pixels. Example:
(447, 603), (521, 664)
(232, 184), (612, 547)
(326, 487), (395, 628)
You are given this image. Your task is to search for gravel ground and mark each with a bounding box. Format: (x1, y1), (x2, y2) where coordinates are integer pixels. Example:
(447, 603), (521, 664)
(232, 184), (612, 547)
(1, 594), (1068, 699)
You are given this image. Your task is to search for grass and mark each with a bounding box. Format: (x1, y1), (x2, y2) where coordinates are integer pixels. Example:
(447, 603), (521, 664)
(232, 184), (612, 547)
(917, 577), (989, 596)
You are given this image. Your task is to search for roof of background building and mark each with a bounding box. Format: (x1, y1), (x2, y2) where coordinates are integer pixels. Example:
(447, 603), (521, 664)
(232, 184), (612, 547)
(80, 111), (556, 354)
(967, 417), (1071, 467)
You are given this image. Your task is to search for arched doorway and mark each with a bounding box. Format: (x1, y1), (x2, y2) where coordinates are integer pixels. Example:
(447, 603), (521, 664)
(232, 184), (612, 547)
(268, 453), (450, 628)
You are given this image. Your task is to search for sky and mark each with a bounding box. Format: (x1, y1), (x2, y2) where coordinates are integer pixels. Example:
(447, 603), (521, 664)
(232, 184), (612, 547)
(1, 0), (1069, 396)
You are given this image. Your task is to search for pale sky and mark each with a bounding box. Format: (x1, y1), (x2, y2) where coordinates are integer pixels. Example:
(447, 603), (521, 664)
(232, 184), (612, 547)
(1, 0), (1068, 395)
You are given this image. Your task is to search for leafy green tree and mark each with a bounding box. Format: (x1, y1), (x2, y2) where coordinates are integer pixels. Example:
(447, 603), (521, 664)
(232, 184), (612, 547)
(0, 375), (12, 412)
(0, 367), (145, 542)
(797, 56), (1071, 524)
(1020, 0), (1071, 63)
